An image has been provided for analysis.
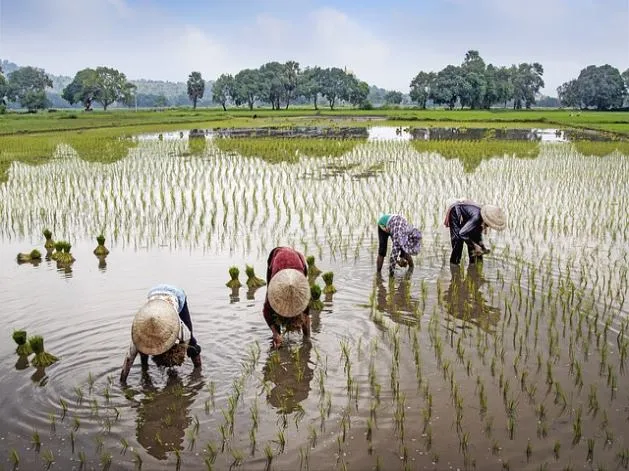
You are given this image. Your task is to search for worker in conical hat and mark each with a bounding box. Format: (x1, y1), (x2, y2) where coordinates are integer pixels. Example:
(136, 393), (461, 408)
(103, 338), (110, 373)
(120, 284), (202, 383)
(263, 247), (311, 349)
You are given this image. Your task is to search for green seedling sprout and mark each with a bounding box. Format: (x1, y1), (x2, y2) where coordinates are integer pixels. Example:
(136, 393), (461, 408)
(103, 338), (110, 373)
(43, 228), (55, 250)
(322, 271), (337, 294)
(226, 266), (242, 288)
(93, 234), (110, 256)
(29, 335), (58, 367)
(42, 449), (55, 470)
(12, 329), (32, 356)
(245, 264), (266, 288)
(309, 284), (324, 311)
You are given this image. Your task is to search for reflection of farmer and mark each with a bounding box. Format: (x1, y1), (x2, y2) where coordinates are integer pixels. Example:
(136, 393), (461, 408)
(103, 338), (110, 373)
(444, 200), (506, 265)
(375, 272), (421, 322)
(443, 264), (500, 333)
(120, 285), (202, 383)
(376, 214), (422, 277)
(263, 247), (311, 349)
(133, 370), (204, 460)
(262, 342), (314, 413)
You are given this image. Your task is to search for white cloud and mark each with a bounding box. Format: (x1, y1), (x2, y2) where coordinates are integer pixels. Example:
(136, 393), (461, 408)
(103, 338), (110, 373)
(1, 0), (627, 94)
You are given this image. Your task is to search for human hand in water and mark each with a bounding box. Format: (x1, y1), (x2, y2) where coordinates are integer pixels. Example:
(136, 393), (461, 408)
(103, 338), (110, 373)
(272, 333), (283, 349)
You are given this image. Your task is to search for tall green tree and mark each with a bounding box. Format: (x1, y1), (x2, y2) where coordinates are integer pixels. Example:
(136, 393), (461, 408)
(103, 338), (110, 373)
(512, 63), (544, 109)
(259, 62), (285, 110)
(62, 68), (100, 110)
(212, 74), (234, 111)
(233, 68), (261, 110)
(0, 65), (6, 106)
(430, 65), (464, 110)
(384, 90), (403, 105)
(557, 79), (581, 108)
(409, 71), (436, 109)
(347, 76), (370, 107)
(94, 67), (133, 110)
(282, 60), (300, 109)
(7, 66), (52, 111)
(574, 65), (625, 110)
(321, 67), (348, 110)
(298, 66), (325, 110)
(186, 71), (205, 109)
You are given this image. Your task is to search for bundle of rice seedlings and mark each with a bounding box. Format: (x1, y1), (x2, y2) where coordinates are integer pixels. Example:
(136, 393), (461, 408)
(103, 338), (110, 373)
(29, 335), (58, 367)
(322, 272), (337, 294)
(93, 234), (110, 256)
(16, 249), (42, 263)
(307, 256), (322, 280)
(226, 266), (242, 288)
(13, 330), (32, 356)
(152, 343), (188, 368)
(53, 241), (75, 265)
(245, 265), (266, 288)
(309, 284), (324, 311)
(43, 229), (55, 250)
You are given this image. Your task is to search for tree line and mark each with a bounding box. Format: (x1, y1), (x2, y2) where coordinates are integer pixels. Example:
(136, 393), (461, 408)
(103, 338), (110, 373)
(1, 53), (628, 112)
(558, 65), (629, 110)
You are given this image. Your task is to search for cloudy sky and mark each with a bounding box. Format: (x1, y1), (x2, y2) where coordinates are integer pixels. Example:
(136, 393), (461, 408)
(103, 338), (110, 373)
(1, 0), (627, 94)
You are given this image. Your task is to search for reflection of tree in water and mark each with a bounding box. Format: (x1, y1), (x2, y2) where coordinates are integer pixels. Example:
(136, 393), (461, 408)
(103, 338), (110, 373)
(375, 273), (422, 327)
(131, 370), (204, 460)
(262, 342), (314, 413)
(442, 264), (500, 333)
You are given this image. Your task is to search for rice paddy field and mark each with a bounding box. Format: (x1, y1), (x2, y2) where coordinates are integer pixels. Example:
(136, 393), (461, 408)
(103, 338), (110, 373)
(1, 126), (628, 471)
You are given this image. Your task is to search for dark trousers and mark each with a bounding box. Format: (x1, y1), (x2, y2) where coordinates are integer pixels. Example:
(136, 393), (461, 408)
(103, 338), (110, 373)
(378, 226), (390, 257)
(449, 212), (483, 265)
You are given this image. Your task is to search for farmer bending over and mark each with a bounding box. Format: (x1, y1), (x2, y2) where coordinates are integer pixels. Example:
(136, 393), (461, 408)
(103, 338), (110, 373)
(263, 247), (311, 349)
(376, 213), (422, 277)
(444, 199), (506, 265)
(120, 284), (202, 383)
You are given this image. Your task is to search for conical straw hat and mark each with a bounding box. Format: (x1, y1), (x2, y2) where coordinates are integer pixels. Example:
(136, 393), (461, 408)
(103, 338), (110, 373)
(131, 299), (180, 355)
(480, 205), (507, 231)
(268, 268), (310, 318)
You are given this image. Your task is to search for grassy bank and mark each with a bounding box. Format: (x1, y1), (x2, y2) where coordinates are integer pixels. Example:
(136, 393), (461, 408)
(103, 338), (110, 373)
(1, 107), (628, 136)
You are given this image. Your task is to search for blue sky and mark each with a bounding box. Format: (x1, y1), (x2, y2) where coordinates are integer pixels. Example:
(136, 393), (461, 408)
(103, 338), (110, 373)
(1, 0), (627, 94)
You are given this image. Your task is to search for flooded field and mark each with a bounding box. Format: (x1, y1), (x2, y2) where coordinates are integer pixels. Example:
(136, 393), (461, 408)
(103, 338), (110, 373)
(1, 127), (628, 470)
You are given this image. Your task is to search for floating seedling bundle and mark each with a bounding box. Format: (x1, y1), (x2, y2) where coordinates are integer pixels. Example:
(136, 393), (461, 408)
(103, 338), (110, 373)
(12, 330), (32, 356)
(29, 335), (58, 367)
(152, 343), (188, 368)
(43, 228), (55, 250)
(245, 265), (266, 288)
(51, 241), (75, 264)
(93, 234), (110, 256)
(16, 249), (41, 263)
(226, 266), (242, 288)
(309, 284), (324, 311)
(307, 256), (322, 282)
(322, 271), (337, 294)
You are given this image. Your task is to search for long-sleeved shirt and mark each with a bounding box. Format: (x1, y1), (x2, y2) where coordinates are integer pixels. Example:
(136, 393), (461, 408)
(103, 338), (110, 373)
(446, 203), (484, 242)
(386, 215), (422, 271)
(263, 247), (309, 328)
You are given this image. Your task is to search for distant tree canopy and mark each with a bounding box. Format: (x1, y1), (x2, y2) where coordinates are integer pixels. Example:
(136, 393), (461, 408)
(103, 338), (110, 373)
(558, 65), (627, 110)
(62, 67), (136, 111)
(186, 71), (205, 109)
(6, 66), (52, 111)
(409, 51), (544, 110)
(218, 62), (370, 111)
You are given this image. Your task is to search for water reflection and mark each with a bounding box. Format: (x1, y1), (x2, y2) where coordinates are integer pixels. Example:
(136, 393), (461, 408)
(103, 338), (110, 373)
(131, 370), (204, 460)
(31, 366), (48, 386)
(262, 342), (314, 413)
(442, 264), (500, 333)
(15, 355), (30, 371)
(97, 255), (107, 272)
(375, 273), (421, 326)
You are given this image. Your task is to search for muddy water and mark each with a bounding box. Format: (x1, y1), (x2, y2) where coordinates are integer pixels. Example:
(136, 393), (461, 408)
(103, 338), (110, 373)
(0, 130), (628, 470)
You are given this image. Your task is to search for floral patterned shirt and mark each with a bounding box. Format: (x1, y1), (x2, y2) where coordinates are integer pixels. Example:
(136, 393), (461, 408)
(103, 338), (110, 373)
(387, 215), (422, 272)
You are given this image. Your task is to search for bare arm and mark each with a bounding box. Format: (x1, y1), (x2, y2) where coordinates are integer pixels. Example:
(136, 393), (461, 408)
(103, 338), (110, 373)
(120, 343), (138, 383)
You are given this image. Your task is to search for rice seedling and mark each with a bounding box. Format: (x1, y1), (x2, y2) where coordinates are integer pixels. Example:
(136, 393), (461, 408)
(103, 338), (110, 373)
(226, 266), (242, 288)
(12, 329), (33, 356)
(100, 451), (113, 471)
(79, 451), (87, 470)
(42, 449), (55, 470)
(29, 335), (58, 367)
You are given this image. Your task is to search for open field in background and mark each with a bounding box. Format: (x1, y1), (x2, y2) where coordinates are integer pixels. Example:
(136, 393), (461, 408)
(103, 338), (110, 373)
(1, 108), (628, 136)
